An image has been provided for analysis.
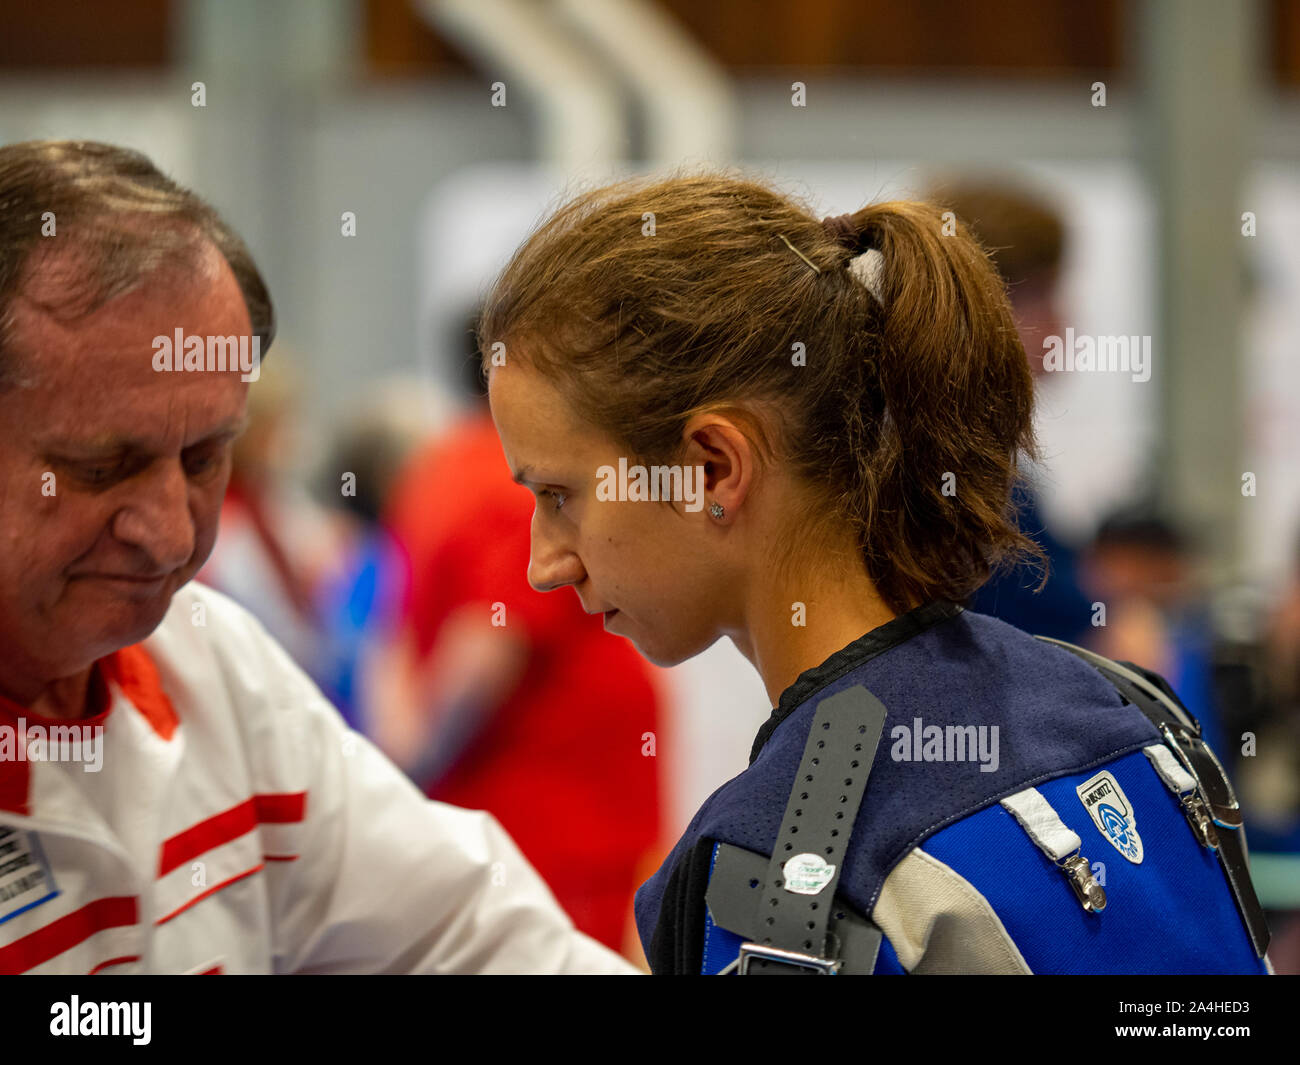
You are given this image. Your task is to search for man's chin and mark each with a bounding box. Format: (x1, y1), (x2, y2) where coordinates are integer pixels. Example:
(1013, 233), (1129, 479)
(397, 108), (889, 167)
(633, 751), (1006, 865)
(78, 582), (179, 655)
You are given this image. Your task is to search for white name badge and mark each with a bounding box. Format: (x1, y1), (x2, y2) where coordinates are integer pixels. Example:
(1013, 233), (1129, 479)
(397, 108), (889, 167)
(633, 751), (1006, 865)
(0, 826), (60, 924)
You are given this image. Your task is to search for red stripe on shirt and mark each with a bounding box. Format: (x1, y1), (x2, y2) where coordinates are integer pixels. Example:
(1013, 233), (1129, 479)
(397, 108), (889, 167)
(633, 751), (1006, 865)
(157, 799), (257, 877)
(157, 792), (307, 877)
(253, 791), (306, 823)
(0, 759), (28, 816)
(154, 864), (263, 926)
(88, 953), (141, 974)
(0, 896), (138, 975)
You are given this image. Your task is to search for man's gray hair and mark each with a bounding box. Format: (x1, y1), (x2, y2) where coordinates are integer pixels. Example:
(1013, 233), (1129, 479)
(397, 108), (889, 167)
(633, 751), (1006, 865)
(0, 140), (274, 387)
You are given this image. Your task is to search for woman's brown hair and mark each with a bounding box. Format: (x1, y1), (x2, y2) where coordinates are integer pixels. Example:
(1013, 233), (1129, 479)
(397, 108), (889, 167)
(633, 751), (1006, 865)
(479, 172), (1045, 614)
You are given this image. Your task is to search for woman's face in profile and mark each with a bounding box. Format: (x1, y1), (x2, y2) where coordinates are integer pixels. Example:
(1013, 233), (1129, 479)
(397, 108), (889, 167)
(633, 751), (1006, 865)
(487, 359), (735, 667)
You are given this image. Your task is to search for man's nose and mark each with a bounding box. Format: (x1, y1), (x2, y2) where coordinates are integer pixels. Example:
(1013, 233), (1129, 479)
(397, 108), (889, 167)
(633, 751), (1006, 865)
(110, 462), (197, 571)
(527, 522), (583, 594)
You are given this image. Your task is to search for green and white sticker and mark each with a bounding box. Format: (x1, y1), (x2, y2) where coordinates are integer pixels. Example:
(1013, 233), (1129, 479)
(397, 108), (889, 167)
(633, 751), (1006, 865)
(782, 853), (836, 895)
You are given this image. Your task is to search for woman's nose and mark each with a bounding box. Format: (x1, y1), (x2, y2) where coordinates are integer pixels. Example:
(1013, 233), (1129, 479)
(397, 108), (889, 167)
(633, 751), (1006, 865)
(527, 523), (584, 593)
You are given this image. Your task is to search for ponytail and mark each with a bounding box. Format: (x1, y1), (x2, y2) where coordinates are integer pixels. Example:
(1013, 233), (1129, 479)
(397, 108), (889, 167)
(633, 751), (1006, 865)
(832, 201), (1044, 611)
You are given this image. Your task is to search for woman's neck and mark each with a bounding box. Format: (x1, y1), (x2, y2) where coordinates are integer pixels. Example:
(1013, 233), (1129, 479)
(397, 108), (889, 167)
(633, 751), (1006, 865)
(732, 541), (898, 709)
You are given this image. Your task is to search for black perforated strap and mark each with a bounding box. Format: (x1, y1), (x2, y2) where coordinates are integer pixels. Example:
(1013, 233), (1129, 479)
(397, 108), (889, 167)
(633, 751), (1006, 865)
(705, 843), (883, 974)
(745, 685), (887, 973)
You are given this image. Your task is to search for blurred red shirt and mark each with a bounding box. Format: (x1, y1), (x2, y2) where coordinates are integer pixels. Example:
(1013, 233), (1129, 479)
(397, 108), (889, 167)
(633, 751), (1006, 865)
(385, 409), (663, 950)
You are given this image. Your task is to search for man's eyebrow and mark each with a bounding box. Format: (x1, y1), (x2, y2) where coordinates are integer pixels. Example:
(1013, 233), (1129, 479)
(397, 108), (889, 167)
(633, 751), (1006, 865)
(206, 413), (252, 443)
(45, 414), (252, 456)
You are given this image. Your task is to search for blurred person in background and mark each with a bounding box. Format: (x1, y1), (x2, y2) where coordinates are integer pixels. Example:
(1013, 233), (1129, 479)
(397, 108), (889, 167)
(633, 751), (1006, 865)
(310, 378), (450, 732)
(929, 179), (1094, 645)
(1079, 505), (1230, 762)
(1261, 531), (1300, 836)
(371, 314), (664, 955)
(197, 354), (347, 688)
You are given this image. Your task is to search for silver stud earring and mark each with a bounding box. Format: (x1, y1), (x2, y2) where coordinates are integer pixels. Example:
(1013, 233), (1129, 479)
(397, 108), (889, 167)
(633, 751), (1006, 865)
(709, 502), (725, 520)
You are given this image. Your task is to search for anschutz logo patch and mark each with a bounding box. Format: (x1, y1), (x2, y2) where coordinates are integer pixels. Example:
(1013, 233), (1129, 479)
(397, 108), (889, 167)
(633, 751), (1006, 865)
(1076, 769), (1144, 864)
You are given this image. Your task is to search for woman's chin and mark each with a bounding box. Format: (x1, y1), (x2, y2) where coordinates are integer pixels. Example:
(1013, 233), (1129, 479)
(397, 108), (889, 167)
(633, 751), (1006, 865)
(624, 629), (717, 670)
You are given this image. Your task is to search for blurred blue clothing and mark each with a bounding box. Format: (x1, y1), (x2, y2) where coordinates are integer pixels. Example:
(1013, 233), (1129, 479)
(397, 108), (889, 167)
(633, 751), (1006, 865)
(971, 480), (1093, 644)
(1162, 610), (1228, 763)
(314, 526), (406, 734)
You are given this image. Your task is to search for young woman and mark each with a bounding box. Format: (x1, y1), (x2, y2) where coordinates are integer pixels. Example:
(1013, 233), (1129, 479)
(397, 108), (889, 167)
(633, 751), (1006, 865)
(479, 173), (1270, 975)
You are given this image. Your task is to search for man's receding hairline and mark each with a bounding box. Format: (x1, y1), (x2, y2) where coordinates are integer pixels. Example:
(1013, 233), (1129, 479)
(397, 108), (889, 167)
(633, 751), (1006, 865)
(13, 231), (232, 323)
(2, 237), (251, 393)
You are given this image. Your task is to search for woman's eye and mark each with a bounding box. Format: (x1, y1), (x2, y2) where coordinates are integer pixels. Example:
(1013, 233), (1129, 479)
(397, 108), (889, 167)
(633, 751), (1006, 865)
(539, 489), (568, 512)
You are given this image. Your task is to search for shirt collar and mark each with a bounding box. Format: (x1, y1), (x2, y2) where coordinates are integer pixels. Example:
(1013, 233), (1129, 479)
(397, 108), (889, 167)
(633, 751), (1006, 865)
(749, 599), (964, 765)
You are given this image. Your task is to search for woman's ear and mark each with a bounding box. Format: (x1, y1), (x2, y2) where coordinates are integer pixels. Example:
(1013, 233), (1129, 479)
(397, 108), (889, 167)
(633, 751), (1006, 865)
(680, 412), (755, 522)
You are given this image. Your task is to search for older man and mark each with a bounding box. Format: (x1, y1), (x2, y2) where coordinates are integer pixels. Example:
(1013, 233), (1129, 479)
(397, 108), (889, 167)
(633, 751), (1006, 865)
(0, 140), (634, 974)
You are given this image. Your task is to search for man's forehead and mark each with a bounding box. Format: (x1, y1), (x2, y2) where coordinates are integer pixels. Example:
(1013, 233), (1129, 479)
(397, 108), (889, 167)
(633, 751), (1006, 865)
(4, 243), (254, 450)
(8, 250), (251, 386)
(16, 229), (221, 316)
(31, 372), (250, 452)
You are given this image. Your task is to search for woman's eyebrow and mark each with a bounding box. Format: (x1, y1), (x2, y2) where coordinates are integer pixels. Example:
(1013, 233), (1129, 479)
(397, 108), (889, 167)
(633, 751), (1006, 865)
(512, 465), (560, 487)
(511, 462), (574, 488)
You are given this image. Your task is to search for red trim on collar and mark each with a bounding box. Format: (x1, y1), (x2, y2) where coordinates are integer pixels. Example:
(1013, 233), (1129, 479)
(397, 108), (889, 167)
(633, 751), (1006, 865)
(0, 673), (110, 817)
(0, 751), (27, 816)
(0, 666), (111, 728)
(99, 645), (179, 742)
(0, 644), (179, 815)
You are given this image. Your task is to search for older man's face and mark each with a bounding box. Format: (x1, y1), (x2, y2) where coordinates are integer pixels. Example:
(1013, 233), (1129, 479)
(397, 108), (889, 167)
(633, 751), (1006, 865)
(0, 243), (251, 695)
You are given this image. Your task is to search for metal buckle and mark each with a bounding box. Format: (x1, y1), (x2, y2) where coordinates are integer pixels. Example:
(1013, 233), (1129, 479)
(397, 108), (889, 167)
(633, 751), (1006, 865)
(1180, 792), (1221, 849)
(1057, 852), (1107, 912)
(736, 942), (841, 975)
(1159, 723), (1243, 829)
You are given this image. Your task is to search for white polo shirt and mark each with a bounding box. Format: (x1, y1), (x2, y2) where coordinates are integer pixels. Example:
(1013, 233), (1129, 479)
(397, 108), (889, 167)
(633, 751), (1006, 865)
(0, 582), (636, 975)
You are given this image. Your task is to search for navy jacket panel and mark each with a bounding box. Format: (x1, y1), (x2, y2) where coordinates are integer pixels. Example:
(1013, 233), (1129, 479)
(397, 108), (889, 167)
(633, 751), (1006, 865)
(635, 601), (1163, 968)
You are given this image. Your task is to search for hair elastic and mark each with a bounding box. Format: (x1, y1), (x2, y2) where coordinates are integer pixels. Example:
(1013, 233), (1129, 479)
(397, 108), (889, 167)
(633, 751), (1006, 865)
(821, 213), (859, 249)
